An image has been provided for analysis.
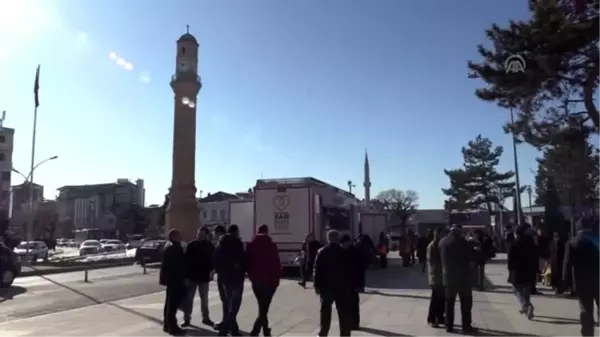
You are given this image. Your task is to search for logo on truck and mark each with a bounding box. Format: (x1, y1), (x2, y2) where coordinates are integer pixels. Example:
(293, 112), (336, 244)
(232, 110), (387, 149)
(273, 195), (290, 233)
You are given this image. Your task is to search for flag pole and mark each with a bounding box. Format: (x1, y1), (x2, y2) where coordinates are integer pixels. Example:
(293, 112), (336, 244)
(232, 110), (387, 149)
(26, 65), (40, 264)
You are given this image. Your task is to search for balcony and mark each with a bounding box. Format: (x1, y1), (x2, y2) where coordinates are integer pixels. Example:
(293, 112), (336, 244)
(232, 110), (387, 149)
(170, 73), (202, 87)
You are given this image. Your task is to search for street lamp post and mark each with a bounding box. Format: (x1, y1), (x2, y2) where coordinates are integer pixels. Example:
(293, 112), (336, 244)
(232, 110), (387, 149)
(12, 155), (58, 264)
(509, 107), (523, 226)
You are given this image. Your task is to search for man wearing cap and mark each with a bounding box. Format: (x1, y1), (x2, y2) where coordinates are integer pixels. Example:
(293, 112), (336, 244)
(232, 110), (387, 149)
(439, 225), (476, 334)
(159, 229), (187, 335)
(212, 225), (228, 332)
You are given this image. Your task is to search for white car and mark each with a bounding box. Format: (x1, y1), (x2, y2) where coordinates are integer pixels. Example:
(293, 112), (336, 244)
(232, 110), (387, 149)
(79, 240), (102, 256)
(101, 240), (125, 251)
(13, 241), (49, 263)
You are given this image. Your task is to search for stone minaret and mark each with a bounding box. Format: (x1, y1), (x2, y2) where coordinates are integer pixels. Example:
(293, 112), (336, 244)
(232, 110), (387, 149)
(363, 150), (371, 211)
(166, 26), (202, 241)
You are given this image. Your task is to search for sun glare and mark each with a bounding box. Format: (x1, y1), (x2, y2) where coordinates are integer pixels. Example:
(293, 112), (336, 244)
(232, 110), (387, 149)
(0, 0), (60, 38)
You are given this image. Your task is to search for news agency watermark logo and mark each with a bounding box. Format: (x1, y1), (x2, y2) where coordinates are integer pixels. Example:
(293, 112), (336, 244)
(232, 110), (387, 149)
(505, 54), (526, 74)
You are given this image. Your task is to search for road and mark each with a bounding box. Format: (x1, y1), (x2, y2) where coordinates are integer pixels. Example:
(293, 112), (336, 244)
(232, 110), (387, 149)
(0, 264), (161, 322)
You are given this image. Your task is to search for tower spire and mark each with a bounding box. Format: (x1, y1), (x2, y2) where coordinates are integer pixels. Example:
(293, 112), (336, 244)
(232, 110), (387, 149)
(186, 24), (190, 34)
(363, 149), (371, 210)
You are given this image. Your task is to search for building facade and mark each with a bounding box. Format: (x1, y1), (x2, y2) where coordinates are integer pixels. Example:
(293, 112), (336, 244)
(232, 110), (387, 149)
(56, 178), (145, 237)
(0, 127), (14, 227)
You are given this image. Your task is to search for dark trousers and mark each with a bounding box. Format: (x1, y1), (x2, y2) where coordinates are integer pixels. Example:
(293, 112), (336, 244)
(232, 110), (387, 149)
(356, 268), (366, 291)
(349, 290), (360, 328)
(419, 258), (427, 273)
(476, 264), (485, 290)
(219, 281), (244, 334)
(319, 290), (351, 336)
(163, 285), (185, 329)
(217, 277), (229, 324)
(578, 290), (600, 336)
(379, 254), (387, 269)
(401, 253), (410, 267)
(428, 285), (445, 324)
(301, 262), (314, 283)
(251, 283), (277, 335)
(445, 284), (473, 330)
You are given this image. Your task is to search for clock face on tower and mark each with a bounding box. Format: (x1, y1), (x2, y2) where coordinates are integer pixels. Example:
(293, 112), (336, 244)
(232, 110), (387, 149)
(178, 59), (190, 72)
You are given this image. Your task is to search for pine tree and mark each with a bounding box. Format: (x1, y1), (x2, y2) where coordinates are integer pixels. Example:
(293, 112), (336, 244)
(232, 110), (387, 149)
(467, 0), (599, 147)
(443, 135), (518, 219)
(543, 176), (566, 235)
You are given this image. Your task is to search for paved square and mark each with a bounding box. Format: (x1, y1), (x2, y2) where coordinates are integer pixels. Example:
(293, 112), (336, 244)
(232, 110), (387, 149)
(0, 255), (594, 336)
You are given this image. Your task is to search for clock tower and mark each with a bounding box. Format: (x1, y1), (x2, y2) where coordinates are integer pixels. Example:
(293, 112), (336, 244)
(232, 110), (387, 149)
(166, 26), (202, 241)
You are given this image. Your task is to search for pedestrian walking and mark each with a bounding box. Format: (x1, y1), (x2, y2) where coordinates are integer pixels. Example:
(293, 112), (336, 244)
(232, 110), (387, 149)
(562, 219), (599, 337)
(299, 233), (321, 288)
(507, 224), (538, 320)
(426, 227), (446, 328)
(341, 234), (361, 330)
(377, 232), (389, 269)
(314, 230), (352, 336)
(180, 227), (215, 327)
(212, 225), (228, 332)
(159, 229), (187, 335)
(417, 230), (432, 273)
(354, 233), (375, 292)
(439, 224), (475, 334)
(550, 232), (567, 295)
(213, 225), (246, 336)
(246, 224), (281, 336)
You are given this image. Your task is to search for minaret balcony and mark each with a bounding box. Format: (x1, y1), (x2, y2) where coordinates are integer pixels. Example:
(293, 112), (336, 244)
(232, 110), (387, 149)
(170, 73), (202, 87)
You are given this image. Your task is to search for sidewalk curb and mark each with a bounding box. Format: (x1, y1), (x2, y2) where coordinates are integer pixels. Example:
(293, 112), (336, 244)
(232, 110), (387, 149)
(19, 259), (136, 277)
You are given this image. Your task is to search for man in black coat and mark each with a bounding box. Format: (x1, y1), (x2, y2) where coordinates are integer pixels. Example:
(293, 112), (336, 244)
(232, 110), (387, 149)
(439, 225), (475, 334)
(354, 233), (375, 292)
(212, 225), (227, 331)
(181, 226), (215, 327)
(213, 225), (246, 336)
(314, 230), (352, 336)
(563, 219), (599, 337)
(160, 229), (186, 335)
(507, 224), (538, 320)
(341, 234), (361, 330)
(299, 233), (322, 288)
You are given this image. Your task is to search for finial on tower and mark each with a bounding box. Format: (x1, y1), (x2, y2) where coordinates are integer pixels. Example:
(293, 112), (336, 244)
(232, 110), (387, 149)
(186, 25), (190, 34)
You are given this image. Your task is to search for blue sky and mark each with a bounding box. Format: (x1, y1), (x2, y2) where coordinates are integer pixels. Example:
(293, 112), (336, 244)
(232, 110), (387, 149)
(0, 0), (542, 209)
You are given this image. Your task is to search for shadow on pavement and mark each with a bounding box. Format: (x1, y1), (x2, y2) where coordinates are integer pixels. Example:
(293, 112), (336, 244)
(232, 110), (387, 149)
(0, 285), (27, 303)
(532, 316), (578, 325)
(469, 329), (546, 337)
(367, 265), (429, 290)
(483, 283), (565, 299)
(358, 326), (413, 336)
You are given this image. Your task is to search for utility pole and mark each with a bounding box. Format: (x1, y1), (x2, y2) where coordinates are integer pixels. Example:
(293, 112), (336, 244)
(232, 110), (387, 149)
(526, 185), (533, 212)
(510, 107), (523, 226)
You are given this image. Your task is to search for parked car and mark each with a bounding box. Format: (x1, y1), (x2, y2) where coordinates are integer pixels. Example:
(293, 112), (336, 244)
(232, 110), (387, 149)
(101, 240), (125, 251)
(68, 239), (78, 248)
(126, 234), (145, 250)
(13, 241), (49, 263)
(99, 239), (110, 245)
(0, 243), (21, 287)
(56, 238), (67, 247)
(79, 240), (102, 256)
(134, 240), (166, 265)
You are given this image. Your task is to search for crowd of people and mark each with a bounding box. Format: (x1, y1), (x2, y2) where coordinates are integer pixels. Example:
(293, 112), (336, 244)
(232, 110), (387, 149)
(159, 224), (388, 336)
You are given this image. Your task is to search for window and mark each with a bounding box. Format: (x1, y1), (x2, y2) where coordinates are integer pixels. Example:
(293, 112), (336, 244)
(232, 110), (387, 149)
(0, 153), (5, 161)
(220, 209), (226, 221)
(202, 210), (207, 219)
(0, 135), (5, 143)
(210, 210), (217, 221)
(1, 171), (9, 180)
(181, 46), (186, 55)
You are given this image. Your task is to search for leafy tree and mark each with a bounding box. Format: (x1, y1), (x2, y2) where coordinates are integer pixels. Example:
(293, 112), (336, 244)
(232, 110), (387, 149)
(442, 135), (518, 219)
(467, 0), (599, 147)
(375, 189), (419, 229)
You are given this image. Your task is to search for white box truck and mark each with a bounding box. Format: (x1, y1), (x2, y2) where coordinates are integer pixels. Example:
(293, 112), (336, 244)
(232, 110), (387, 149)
(229, 200), (255, 244)
(254, 177), (359, 268)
